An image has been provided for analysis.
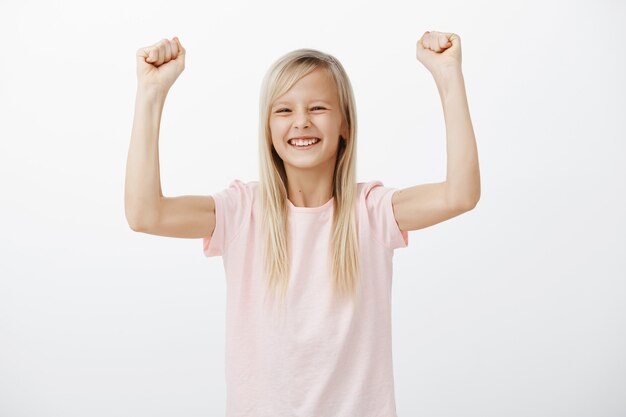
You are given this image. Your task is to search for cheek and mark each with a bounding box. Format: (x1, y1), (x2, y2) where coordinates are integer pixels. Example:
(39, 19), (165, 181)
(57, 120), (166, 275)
(322, 115), (342, 133)
(269, 120), (285, 138)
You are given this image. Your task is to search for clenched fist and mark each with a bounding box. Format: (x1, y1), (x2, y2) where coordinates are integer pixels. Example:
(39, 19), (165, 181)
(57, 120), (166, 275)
(136, 37), (186, 94)
(416, 31), (462, 79)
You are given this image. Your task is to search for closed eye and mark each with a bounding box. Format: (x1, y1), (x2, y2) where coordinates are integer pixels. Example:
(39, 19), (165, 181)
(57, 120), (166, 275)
(275, 106), (327, 113)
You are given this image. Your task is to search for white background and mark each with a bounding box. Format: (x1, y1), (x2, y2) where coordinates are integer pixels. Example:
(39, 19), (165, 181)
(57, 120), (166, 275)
(1, 0), (625, 416)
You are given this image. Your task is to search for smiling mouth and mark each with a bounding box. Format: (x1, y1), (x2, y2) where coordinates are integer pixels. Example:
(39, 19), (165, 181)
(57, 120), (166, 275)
(288, 138), (321, 149)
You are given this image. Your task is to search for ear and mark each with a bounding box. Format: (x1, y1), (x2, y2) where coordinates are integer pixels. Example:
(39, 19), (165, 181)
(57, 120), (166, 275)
(340, 121), (349, 143)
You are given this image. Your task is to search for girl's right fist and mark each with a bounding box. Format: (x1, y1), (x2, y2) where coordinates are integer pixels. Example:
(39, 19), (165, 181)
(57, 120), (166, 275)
(136, 37), (186, 93)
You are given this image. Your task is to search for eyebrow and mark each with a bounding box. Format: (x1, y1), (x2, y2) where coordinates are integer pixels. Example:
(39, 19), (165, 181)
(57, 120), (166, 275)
(272, 100), (333, 108)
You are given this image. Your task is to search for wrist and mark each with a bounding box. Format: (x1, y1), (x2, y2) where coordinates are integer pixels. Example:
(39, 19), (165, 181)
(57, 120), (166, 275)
(433, 68), (464, 99)
(433, 66), (463, 85)
(136, 83), (169, 101)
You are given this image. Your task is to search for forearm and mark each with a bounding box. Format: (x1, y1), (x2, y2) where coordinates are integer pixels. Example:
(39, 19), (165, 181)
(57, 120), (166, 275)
(124, 87), (167, 229)
(435, 70), (481, 209)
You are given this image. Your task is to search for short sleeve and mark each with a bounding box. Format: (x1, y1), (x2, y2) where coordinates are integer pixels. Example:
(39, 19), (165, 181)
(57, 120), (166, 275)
(362, 181), (409, 250)
(202, 179), (254, 257)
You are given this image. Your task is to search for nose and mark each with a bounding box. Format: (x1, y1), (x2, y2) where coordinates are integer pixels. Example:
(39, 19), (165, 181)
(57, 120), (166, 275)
(293, 110), (311, 129)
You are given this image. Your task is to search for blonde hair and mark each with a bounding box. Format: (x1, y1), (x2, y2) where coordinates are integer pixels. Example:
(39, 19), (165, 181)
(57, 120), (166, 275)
(258, 48), (360, 309)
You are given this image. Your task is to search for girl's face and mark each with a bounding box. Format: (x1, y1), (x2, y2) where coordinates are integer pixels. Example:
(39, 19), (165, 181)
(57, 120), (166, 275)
(269, 67), (348, 173)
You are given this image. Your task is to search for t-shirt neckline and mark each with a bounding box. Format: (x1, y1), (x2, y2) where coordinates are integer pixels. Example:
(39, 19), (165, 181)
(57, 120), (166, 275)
(287, 196), (334, 213)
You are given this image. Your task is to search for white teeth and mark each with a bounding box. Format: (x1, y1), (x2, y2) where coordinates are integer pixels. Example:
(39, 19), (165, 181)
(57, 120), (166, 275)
(290, 138), (319, 146)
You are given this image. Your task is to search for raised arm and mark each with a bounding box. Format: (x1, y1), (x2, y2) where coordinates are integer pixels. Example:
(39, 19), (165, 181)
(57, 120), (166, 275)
(392, 31), (481, 232)
(124, 37), (216, 239)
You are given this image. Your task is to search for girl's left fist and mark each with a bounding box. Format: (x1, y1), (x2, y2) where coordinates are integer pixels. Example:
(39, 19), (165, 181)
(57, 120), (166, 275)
(416, 31), (462, 78)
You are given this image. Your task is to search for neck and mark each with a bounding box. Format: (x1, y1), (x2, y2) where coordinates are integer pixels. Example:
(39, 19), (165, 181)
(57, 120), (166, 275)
(285, 164), (335, 208)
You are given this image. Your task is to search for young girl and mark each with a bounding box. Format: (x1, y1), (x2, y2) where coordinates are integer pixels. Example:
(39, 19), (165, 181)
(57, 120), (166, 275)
(126, 32), (480, 417)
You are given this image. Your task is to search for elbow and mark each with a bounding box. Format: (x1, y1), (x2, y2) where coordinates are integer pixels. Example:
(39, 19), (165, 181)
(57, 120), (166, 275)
(460, 190), (480, 211)
(125, 211), (145, 232)
(464, 197), (480, 211)
(451, 193), (480, 212)
(125, 206), (154, 233)
(445, 179), (481, 212)
(124, 193), (162, 232)
(128, 220), (144, 233)
(449, 184), (481, 212)
(463, 192), (481, 211)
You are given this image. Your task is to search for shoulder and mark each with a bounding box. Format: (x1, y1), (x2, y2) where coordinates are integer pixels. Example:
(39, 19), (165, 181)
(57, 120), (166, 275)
(217, 179), (258, 198)
(224, 178), (258, 191)
(357, 180), (408, 250)
(212, 179), (259, 214)
(357, 180), (395, 205)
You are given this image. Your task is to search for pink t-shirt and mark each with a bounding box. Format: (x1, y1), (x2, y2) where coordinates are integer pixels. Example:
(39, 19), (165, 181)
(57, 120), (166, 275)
(203, 179), (409, 417)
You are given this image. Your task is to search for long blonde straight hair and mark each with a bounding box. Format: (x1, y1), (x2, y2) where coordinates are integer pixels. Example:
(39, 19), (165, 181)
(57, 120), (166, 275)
(258, 48), (360, 309)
